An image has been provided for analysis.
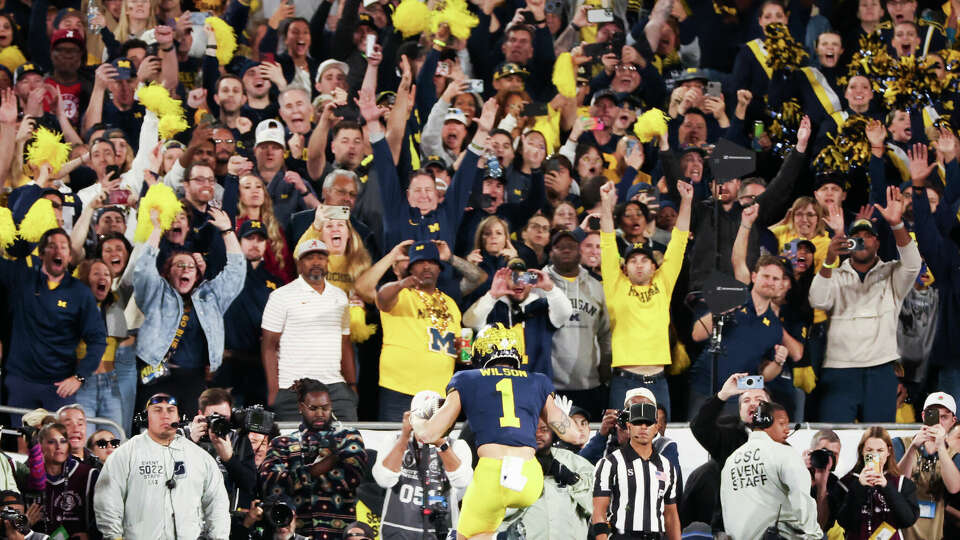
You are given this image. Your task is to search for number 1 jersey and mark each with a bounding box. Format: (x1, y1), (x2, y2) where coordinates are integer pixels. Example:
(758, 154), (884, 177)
(448, 366), (554, 448)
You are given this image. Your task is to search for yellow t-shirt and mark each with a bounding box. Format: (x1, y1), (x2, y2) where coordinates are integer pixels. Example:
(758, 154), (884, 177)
(601, 228), (688, 368)
(379, 288), (462, 396)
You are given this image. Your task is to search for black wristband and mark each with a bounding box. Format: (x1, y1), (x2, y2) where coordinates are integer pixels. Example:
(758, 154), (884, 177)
(74, 375), (86, 385)
(590, 523), (611, 537)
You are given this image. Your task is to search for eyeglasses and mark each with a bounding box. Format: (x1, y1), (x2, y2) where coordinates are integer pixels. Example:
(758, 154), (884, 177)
(94, 438), (121, 449)
(188, 176), (216, 184)
(212, 139), (236, 145)
(174, 262), (197, 270)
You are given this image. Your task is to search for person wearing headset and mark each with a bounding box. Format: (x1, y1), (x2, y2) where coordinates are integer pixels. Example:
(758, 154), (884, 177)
(93, 393), (230, 540)
(720, 400), (822, 540)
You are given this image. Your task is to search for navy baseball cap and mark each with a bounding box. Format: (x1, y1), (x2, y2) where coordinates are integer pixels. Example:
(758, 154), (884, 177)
(111, 57), (134, 80)
(238, 220), (268, 239)
(14, 63), (41, 84)
(407, 241), (441, 266)
(849, 218), (877, 237)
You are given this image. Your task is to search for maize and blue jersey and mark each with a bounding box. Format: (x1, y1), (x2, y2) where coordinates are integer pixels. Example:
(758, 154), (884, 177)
(447, 366), (554, 448)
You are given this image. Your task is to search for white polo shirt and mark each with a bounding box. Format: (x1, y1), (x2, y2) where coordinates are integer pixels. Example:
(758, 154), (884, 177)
(261, 276), (350, 387)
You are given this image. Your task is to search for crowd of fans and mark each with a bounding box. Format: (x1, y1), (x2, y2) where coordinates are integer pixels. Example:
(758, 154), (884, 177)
(0, 0), (958, 536)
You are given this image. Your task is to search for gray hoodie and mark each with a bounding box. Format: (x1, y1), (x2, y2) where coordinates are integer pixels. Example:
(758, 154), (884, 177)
(544, 265), (612, 390)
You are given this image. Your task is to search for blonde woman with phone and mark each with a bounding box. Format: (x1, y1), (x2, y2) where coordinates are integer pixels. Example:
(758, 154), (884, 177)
(295, 205), (374, 342)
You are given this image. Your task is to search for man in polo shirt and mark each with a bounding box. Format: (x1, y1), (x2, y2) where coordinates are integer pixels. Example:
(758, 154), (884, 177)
(261, 239), (357, 422)
(689, 256), (790, 414)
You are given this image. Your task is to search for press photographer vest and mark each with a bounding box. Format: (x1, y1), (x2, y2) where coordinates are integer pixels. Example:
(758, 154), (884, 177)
(379, 441), (453, 539)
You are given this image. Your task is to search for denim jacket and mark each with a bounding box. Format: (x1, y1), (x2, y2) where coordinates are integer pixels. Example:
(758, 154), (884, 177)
(133, 245), (245, 371)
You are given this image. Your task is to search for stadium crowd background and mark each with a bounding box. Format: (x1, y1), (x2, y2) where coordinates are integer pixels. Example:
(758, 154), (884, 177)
(1, 0), (960, 537)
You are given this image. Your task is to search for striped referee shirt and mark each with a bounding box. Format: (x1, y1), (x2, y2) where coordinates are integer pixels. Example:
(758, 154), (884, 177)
(593, 444), (678, 535)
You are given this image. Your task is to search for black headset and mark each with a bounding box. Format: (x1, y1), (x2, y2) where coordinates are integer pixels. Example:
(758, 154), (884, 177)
(132, 410), (190, 432)
(750, 401), (775, 430)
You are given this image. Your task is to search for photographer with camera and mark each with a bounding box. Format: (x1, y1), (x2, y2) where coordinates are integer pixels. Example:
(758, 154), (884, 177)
(94, 393), (230, 540)
(890, 391), (960, 540)
(371, 393), (472, 539)
(259, 378), (367, 539)
(721, 401), (822, 540)
(0, 491), (46, 540)
(803, 429), (845, 534)
(186, 388), (260, 508)
(500, 415), (594, 538)
(231, 494), (305, 540)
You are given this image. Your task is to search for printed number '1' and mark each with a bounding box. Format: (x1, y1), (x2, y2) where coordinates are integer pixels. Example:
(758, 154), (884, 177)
(495, 378), (521, 428)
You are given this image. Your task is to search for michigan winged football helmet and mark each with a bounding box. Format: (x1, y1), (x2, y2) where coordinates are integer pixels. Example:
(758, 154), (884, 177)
(471, 323), (522, 369)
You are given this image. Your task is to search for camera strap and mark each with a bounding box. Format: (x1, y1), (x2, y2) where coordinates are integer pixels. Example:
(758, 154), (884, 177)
(410, 439), (449, 538)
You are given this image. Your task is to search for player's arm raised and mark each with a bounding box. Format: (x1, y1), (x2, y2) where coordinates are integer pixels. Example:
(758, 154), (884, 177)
(542, 394), (587, 445)
(411, 390), (462, 445)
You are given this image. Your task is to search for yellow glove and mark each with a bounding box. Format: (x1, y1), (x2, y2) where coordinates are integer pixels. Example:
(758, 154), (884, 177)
(667, 342), (691, 375)
(793, 366), (816, 394)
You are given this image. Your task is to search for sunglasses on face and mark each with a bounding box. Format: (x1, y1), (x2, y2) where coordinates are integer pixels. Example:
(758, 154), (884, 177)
(94, 438), (121, 449)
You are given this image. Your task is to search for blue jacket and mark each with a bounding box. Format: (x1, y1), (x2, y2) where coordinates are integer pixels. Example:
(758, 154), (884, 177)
(134, 245), (245, 371)
(373, 133), (481, 303)
(0, 256), (106, 383)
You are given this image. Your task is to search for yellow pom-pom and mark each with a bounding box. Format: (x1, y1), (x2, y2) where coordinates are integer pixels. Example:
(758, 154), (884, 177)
(158, 114), (189, 140)
(349, 305), (377, 343)
(633, 108), (669, 143)
(430, 0), (478, 41)
(392, 0), (431, 39)
(0, 46), (27, 74)
(206, 17), (237, 66)
(553, 52), (576, 99)
(0, 207), (16, 249)
(793, 366), (817, 394)
(26, 127), (71, 174)
(134, 184), (184, 242)
(18, 198), (58, 243)
(137, 83), (182, 117)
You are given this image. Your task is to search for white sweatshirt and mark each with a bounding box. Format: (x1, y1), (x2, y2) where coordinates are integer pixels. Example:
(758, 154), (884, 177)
(93, 432), (230, 540)
(721, 431), (823, 540)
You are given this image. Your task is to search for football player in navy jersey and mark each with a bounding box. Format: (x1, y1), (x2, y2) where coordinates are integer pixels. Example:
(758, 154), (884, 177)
(411, 323), (587, 539)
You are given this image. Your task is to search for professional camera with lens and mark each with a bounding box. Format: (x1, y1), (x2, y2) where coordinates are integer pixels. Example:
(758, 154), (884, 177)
(203, 406), (276, 440)
(259, 501), (294, 528)
(233, 405), (276, 435)
(616, 408), (630, 430)
(205, 412), (233, 439)
(810, 448), (835, 470)
(0, 507), (29, 535)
